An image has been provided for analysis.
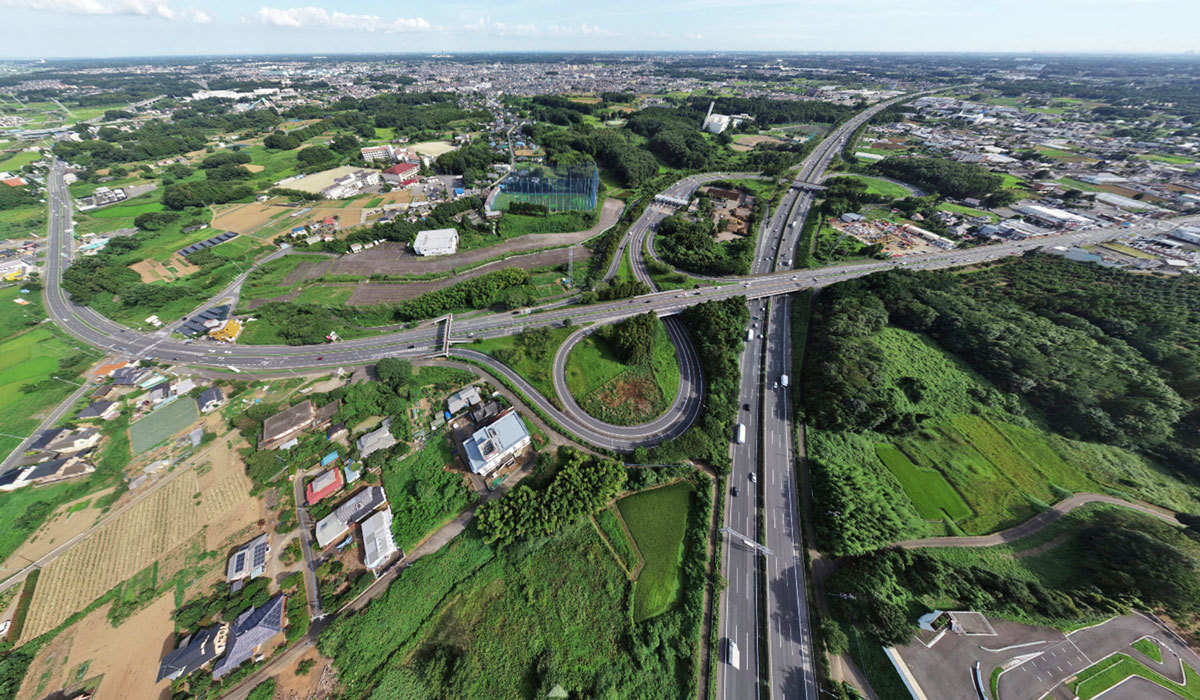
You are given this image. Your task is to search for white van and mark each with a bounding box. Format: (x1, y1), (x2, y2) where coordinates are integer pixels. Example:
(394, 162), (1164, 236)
(736, 423), (747, 444)
(726, 639), (741, 669)
(780, 374), (789, 388)
(746, 329), (755, 342)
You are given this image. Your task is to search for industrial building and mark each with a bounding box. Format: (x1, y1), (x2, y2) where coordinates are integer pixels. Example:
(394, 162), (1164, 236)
(360, 507), (399, 571)
(412, 228), (459, 256)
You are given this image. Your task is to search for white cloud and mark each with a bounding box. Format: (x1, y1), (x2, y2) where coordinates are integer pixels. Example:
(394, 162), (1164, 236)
(465, 17), (617, 39)
(0, 0), (211, 22)
(252, 6), (433, 33)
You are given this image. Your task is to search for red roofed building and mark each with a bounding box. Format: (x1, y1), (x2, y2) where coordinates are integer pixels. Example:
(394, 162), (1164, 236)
(381, 163), (420, 188)
(1, 177), (27, 187)
(305, 467), (344, 505)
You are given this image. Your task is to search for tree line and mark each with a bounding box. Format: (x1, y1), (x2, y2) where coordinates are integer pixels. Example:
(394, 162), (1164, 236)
(476, 449), (626, 545)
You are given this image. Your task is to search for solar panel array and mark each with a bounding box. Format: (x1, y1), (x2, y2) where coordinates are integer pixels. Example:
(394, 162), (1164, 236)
(251, 541), (267, 569)
(178, 231), (238, 257)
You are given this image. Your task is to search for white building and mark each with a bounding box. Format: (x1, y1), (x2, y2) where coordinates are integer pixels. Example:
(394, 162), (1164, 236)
(462, 410), (531, 476)
(412, 228), (459, 256)
(360, 145), (396, 164)
(360, 507), (399, 571)
(1015, 204), (1091, 229)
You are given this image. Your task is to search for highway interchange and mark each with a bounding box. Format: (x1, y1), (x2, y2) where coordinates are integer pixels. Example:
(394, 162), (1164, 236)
(34, 94), (1160, 700)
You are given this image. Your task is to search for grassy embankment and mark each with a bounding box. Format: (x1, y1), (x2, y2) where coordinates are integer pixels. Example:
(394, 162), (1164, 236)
(563, 322), (681, 426)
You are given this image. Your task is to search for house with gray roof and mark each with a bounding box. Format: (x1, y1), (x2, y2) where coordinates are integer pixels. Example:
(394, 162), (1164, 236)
(211, 595), (286, 680)
(462, 409), (531, 476)
(156, 623), (229, 682)
(361, 507), (399, 571)
(356, 418), (396, 459)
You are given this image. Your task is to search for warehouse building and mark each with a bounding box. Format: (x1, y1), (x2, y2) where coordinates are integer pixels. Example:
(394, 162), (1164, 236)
(412, 228), (459, 256)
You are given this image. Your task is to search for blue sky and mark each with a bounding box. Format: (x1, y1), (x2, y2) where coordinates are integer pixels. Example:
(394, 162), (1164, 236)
(0, 0), (1196, 58)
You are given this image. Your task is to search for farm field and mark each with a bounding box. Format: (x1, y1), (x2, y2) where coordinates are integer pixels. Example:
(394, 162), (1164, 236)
(1135, 153), (1195, 165)
(0, 325), (98, 460)
(564, 322), (680, 425)
(594, 506), (639, 575)
(18, 466), (248, 641)
(0, 491), (109, 583)
(0, 205), (45, 240)
(128, 398), (199, 454)
(382, 433), (475, 552)
(87, 200), (163, 219)
(17, 593), (178, 700)
(0, 148), (42, 172)
(1035, 145), (1097, 163)
(617, 482), (693, 621)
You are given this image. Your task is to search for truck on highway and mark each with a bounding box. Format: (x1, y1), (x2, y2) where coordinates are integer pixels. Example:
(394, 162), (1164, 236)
(746, 328), (754, 341)
(736, 423), (746, 444)
(780, 374), (789, 388)
(726, 639), (741, 669)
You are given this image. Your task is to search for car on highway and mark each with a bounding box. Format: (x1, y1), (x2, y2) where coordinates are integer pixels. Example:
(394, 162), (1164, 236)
(743, 403), (750, 410)
(731, 486), (740, 497)
(316, 356), (324, 360)
(749, 472), (756, 483)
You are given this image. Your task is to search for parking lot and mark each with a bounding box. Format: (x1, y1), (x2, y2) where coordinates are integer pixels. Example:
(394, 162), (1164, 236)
(892, 612), (1200, 700)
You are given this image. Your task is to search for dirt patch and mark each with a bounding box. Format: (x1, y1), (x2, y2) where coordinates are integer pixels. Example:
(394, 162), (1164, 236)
(243, 163), (265, 173)
(345, 246), (588, 306)
(596, 374), (656, 416)
(19, 595), (177, 700)
(274, 646), (339, 700)
(130, 258), (170, 283)
(282, 260), (321, 286)
(409, 141), (457, 157)
(731, 134), (785, 152)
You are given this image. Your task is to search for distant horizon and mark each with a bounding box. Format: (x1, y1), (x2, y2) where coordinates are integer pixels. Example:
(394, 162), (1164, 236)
(1, 0), (1197, 58)
(3, 49), (1199, 63)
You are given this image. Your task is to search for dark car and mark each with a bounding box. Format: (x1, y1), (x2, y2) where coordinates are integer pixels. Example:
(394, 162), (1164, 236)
(316, 356), (324, 360)
(743, 403), (750, 411)
(732, 486), (740, 497)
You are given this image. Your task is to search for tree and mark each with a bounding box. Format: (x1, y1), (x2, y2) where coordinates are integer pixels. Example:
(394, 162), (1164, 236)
(298, 145), (336, 167)
(376, 358), (414, 391)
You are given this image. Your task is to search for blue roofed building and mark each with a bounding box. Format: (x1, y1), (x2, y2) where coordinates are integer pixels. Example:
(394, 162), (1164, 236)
(462, 409), (531, 476)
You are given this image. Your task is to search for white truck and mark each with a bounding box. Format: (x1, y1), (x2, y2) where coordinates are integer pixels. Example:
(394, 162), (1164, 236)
(746, 328), (755, 342)
(780, 374), (789, 388)
(736, 423), (747, 444)
(726, 639), (741, 669)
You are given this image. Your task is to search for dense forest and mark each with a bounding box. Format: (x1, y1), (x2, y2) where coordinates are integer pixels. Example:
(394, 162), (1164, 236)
(870, 156), (1005, 201)
(654, 214), (752, 276)
(805, 256), (1196, 455)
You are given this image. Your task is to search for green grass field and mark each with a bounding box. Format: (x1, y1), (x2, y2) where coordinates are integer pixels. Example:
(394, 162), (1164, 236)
(0, 205), (46, 240)
(812, 326), (1200, 538)
(128, 398), (199, 454)
(1133, 638), (1163, 663)
(618, 482), (693, 621)
(595, 506), (637, 573)
(469, 327), (573, 403)
(120, 562), (157, 604)
(382, 433), (475, 551)
(1055, 177), (1106, 193)
(875, 444), (971, 521)
(88, 201), (164, 219)
(0, 149), (41, 172)
(1072, 653), (1200, 700)
(938, 202), (999, 222)
(0, 325), (99, 459)
(1035, 146), (1096, 162)
(837, 175), (913, 199)
(564, 323), (680, 426)
(0, 285), (44, 337)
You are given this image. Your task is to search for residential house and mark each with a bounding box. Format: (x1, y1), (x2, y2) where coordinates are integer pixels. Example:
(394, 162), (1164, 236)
(197, 387), (225, 413)
(225, 534), (270, 583)
(462, 409), (531, 476)
(210, 595), (287, 680)
(314, 486), (388, 549)
(77, 400), (118, 421)
(156, 623), (230, 682)
(446, 385), (482, 415)
(361, 507), (399, 571)
(260, 400), (314, 450)
(305, 467), (344, 505)
(356, 418), (396, 459)
(44, 427), (101, 454)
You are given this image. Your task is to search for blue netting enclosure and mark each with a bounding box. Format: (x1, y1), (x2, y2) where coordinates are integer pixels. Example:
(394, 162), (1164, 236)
(494, 163), (598, 212)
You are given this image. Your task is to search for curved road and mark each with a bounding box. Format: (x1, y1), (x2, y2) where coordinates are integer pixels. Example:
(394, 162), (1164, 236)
(548, 316), (704, 448)
(895, 492), (1181, 550)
